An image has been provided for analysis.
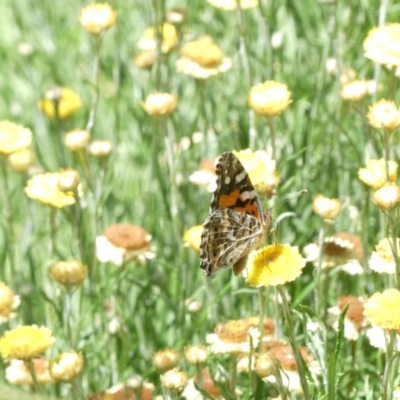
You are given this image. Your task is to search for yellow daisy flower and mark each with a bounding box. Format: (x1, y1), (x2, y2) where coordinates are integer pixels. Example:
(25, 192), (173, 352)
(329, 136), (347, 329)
(141, 93), (177, 118)
(0, 282), (20, 324)
(138, 23), (178, 54)
(49, 261), (88, 287)
(0, 325), (55, 361)
(364, 289), (400, 330)
(358, 159), (398, 189)
(245, 244), (305, 287)
(183, 225), (203, 252)
(79, 3), (117, 34)
(38, 87), (82, 120)
(49, 351), (84, 382)
(0, 121), (32, 156)
(367, 99), (400, 132)
(25, 172), (75, 208)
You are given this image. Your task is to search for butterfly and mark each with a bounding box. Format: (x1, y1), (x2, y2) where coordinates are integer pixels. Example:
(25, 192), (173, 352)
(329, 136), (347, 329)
(199, 152), (272, 276)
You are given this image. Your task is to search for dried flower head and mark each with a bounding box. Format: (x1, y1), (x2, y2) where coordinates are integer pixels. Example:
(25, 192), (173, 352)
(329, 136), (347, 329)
(88, 140), (114, 158)
(184, 298), (203, 314)
(79, 3), (117, 34)
(6, 358), (53, 385)
(364, 289), (400, 330)
(369, 238), (400, 274)
(207, 316), (274, 354)
(0, 282), (20, 324)
(367, 99), (400, 132)
(49, 260), (88, 287)
(96, 223), (154, 266)
(0, 325), (55, 361)
(358, 159), (398, 189)
(182, 225), (203, 252)
(152, 348), (180, 372)
(341, 80), (368, 102)
(7, 149), (36, 173)
(141, 93), (177, 118)
(160, 368), (188, 395)
(245, 244), (305, 287)
(364, 24), (400, 70)
(188, 158), (217, 193)
(184, 344), (208, 365)
(0, 121), (32, 156)
(207, 0), (259, 9)
(312, 194), (341, 220)
(38, 87), (82, 120)
(57, 169), (81, 193)
(372, 182), (400, 210)
(233, 149), (280, 196)
(25, 172), (75, 208)
(138, 23), (178, 54)
(177, 36), (232, 79)
(254, 352), (281, 379)
(327, 296), (367, 341)
(64, 129), (90, 152)
(49, 351), (84, 382)
(132, 50), (156, 70)
(248, 81), (292, 117)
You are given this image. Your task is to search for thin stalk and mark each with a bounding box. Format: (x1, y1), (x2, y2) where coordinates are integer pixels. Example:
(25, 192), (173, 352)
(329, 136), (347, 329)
(273, 370), (288, 400)
(49, 206), (58, 257)
(382, 329), (396, 400)
(388, 209), (400, 289)
(65, 287), (73, 348)
(315, 223), (326, 320)
(197, 79), (211, 157)
(382, 130), (390, 182)
(25, 360), (42, 394)
(266, 117), (277, 160)
(277, 285), (311, 399)
(258, 287), (266, 352)
(71, 377), (86, 400)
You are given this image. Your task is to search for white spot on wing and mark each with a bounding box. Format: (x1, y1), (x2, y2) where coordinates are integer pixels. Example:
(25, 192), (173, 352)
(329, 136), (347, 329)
(225, 176), (231, 184)
(235, 170), (247, 182)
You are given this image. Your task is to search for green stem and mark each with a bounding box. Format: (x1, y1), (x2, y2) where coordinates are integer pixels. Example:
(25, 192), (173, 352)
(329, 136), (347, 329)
(49, 206), (58, 257)
(382, 130), (390, 182)
(388, 210), (400, 289)
(25, 359), (42, 394)
(71, 376), (86, 400)
(382, 329), (396, 400)
(315, 223), (326, 320)
(65, 287), (73, 348)
(277, 285), (311, 399)
(273, 369), (288, 400)
(266, 117), (277, 160)
(258, 287), (266, 352)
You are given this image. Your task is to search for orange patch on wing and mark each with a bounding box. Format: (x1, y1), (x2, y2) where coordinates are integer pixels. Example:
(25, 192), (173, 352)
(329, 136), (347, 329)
(219, 189), (241, 207)
(233, 203), (260, 218)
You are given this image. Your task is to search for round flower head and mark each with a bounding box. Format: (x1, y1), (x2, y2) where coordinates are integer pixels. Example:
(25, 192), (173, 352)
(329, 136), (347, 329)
(132, 50), (156, 70)
(138, 23), (178, 54)
(233, 149), (280, 196)
(49, 351), (84, 382)
(183, 225), (203, 252)
(160, 368), (188, 396)
(6, 358), (53, 385)
(79, 3), (117, 34)
(341, 80), (368, 102)
(0, 121), (32, 156)
(0, 282), (20, 324)
(312, 194), (341, 220)
(152, 348), (180, 372)
(364, 24), (400, 70)
(184, 344), (208, 365)
(49, 260), (88, 287)
(364, 289), (400, 330)
(372, 182), (400, 210)
(0, 325), (55, 361)
(367, 99), (400, 132)
(64, 129), (90, 152)
(25, 172), (75, 208)
(207, 0), (259, 9)
(166, 7), (188, 26)
(369, 238), (400, 274)
(248, 81), (292, 117)
(7, 149), (36, 173)
(88, 140), (114, 158)
(245, 244), (306, 287)
(141, 92), (177, 118)
(358, 159), (398, 189)
(38, 87), (82, 120)
(176, 36), (232, 79)
(57, 169), (81, 193)
(254, 352), (281, 379)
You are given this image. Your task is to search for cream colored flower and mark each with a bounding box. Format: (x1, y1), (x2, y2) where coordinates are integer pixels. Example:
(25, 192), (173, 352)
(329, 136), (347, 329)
(161, 368), (188, 396)
(366, 326), (400, 352)
(132, 50), (156, 70)
(341, 80), (368, 102)
(57, 169), (81, 193)
(79, 3), (117, 34)
(0, 121), (32, 156)
(38, 87), (82, 120)
(369, 238), (400, 274)
(49, 351), (84, 382)
(96, 223), (155, 266)
(367, 99), (400, 132)
(141, 93), (177, 118)
(7, 149), (36, 173)
(49, 260), (88, 286)
(138, 23), (178, 54)
(6, 359), (53, 385)
(248, 81), (292, 117)
(64, 129), (90, 152)
(166, 8), (188, 25)
(25, 172), (75, 208)
(152, 348), (180, 372)
(372, 182), (400, 210)
(88, 140), (114, 159)
(184, 344), (208, 365)
(207, 0), (258, 9)
(189, 158), (217, 193)
(358, 159), (398, 189)
(176, 36), (231, 79)
(312, 194), (341, 220)
(0, 282), (20, 324)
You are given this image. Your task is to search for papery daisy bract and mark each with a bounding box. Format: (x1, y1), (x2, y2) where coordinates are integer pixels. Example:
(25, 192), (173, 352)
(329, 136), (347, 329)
(57, 169), (81, 193)
(79, 3), (117, 34)
(366, 326), (400, 352)
(141, 92), (177, 118)
(341, 80), (368, 102)
(364, 289), (400, 330)
(38, 87), (82, 120)
(152, 348), (180, 372)
(25, 172), (75, 208)
(372, 182), (400, 210)
(184, 344), (208, 365)
(161, 368), (188, 396)
(367, 99), (400, 132)
(88, 140), (114, 159)
(312, 194), (341, 220)
(358, 159), (398, 189)
(49, 261), (88, 287)
(248, 81), (292, 117)
(368, 238), (400, 274)
(183, 225), (203, 252)
(49, 351), (84, 382)
(64, 129), (90, 152)
(0, 282), (20, 324)
(6, 358), (53, 385)
(0, 121), (32, 156)
(0, 325), (55, 361)
(245, 244), (306, 287)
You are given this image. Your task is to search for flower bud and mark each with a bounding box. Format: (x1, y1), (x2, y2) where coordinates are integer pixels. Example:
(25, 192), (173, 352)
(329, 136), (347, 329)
(49, 261), (88, 287)
(166, 8), (188, 26)
(254, 352), (281, 379)
(160, 368), (188, 395)
(88, 140), (114, 158)
(141, 93), (177, 118)
(64, 129), (90, 152)
(372, 182), (400, 210)
(49, 351), (84, 382)
(184, 344), (208, 365)
(312, 194), (341, 220)
(132, 51), (156, 70)
(341, 80), (368, 102)
(367, 99), (400, 132)
(57, 169), (81, 192)
(7, 149), (36, 173)
(79, 3), (117, 34)
(152, 348), (180, 372)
